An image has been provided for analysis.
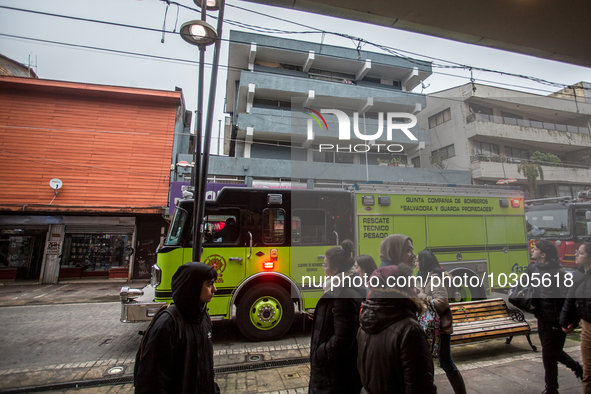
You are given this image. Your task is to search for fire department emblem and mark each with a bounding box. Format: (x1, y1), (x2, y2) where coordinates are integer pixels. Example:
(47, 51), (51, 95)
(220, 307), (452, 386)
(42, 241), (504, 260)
(204, 254), (226, 274)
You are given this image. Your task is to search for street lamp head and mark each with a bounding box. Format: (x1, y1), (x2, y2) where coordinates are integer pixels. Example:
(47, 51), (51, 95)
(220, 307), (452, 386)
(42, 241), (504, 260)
(180, 20), (218, 47)
(194, 0), (220, 11)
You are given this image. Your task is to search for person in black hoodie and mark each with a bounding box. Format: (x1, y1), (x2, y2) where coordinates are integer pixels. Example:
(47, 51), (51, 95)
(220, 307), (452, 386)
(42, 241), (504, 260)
(560, 241), (591, 393)
(134, 262), (219, 394)
(529, 240), (583, 394)
(309, 240), (363, 394)
(357, 264), (437, 394)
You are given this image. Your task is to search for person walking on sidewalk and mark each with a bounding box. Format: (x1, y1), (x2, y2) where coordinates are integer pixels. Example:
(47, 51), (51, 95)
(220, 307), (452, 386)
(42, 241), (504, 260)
(416, 250), (467, 394)
(357, 264), (437, 394)
(134, 262), (219, 394)
(309, 240), (363, 394)
(378, 234), (416, 269)
(561, 242), (591, 394)
(528, 241), (583, 394)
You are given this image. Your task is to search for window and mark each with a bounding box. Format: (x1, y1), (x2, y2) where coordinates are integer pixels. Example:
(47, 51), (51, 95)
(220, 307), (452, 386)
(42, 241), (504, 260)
(428, 108), (452, 128)
(575, 210), (590, 238)
(62, 234), (133, 271)
(505, 147), (530, 160)
(473, 141), (499, 157)
(312, 148), (354, 164)
(500, 111), (523, 120)
(525, 208), (570, 237)
(166, 207), (188, 246)
(432, 144), (455, 160)
(469, 103), (493, 115)
(411, 156), (421, 168)
(203, 209), (240, 245)
(263, 209), (285, 244)
(292, 209), (326, 245)
(308, 68), (356, 84)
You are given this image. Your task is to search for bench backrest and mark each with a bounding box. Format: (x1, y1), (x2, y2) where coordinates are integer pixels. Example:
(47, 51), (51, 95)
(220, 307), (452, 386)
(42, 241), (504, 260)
(450, 298), (510, 324)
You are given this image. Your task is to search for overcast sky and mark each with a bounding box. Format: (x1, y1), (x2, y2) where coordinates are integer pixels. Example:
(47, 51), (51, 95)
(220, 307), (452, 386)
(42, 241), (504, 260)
(1, 0), (590, 153)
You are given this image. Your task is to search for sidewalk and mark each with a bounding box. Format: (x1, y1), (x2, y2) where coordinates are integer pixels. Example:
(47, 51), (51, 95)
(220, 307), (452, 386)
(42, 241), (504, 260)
(0, 283), (574, 393)
(0, 280), (149, 306)
(1, 337), (584, 393)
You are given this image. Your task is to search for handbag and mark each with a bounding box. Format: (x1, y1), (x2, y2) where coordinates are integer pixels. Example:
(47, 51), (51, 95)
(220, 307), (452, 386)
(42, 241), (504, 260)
(417, 299), (441, 358)
(508, 277), (535, 312)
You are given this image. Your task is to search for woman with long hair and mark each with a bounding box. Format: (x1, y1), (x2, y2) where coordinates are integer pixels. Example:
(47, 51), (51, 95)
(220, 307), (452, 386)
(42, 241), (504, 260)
(561, 242), (591, 394)
(416, 250), (467, 394)
(308, 240), (363, 394)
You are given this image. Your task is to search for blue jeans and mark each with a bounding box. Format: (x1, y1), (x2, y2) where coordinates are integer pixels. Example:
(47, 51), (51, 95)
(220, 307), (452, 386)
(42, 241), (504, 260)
(438, 333), (459, 375)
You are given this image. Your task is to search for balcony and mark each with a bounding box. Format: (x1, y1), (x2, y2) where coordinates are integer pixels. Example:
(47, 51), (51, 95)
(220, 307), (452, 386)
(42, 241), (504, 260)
(207, 156), (471, 186)
(465, 113), (591, 148)
(236, 107), (429, 145)
(469, 156), (591, 184)
(467, 113), (591, 135)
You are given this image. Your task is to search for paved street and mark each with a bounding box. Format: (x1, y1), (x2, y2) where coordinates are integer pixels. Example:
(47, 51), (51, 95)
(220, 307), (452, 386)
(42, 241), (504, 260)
(0, 285), (586, 393)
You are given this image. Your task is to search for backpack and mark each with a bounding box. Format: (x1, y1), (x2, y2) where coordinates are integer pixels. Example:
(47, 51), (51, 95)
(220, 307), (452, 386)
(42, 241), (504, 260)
(417, 299), (441, 358)
(134, 304), (184, 383)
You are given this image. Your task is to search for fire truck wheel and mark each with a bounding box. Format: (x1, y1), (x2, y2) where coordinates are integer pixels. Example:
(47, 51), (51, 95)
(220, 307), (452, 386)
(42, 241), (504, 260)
(449, 269), (487, 302)
(236, 284), (295, 341)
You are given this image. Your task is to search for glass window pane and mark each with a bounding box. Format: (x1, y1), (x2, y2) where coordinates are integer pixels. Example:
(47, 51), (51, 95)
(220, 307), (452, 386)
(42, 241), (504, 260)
(263, 209), (285, 244)
(292, 209), (326, 245)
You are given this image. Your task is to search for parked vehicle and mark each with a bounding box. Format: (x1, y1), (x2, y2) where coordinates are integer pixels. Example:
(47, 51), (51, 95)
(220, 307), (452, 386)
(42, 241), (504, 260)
(121, 182), (528, 341)
(525, 192), (591, 268)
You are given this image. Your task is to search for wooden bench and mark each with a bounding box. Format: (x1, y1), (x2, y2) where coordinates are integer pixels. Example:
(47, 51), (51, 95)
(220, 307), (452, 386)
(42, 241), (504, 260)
(450, 298), (537, 351)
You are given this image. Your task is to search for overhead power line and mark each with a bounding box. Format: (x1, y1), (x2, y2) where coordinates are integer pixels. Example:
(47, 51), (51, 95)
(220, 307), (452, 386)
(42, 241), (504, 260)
(0, 31), (574, 97)
(0, 3), (587, 94)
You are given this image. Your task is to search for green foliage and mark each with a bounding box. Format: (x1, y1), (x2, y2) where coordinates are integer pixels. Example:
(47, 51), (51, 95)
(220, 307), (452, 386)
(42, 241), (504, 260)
(531, 151), (562, 166)
(377, 157), (403, 165)
(429, 153), (447, 170)
(516, 151), (561, 198)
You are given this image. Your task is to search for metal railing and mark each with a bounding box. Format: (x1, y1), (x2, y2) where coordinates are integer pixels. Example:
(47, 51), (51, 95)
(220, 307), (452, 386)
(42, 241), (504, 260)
(470, 155), (591, 170)
(467, 113), (591, 135)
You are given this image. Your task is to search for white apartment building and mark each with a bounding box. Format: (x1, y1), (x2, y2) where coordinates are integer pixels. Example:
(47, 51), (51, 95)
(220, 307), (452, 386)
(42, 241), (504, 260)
(174, 31), (473, 189)
(418, 83), (591, 198)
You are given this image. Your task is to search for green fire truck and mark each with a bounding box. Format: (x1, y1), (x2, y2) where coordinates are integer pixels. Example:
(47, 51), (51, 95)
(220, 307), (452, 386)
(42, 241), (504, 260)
(120, 182), (528, 341)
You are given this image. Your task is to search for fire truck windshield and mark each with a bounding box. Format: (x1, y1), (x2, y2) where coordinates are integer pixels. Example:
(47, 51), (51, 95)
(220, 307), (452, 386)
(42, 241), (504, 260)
(165, 207), (188, 246)
(525, 208), (570, 237)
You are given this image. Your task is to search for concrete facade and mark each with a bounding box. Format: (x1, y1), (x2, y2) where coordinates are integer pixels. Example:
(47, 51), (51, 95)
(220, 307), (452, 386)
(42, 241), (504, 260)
(419, 83), (591, 198)
(206, 31), (471, 189)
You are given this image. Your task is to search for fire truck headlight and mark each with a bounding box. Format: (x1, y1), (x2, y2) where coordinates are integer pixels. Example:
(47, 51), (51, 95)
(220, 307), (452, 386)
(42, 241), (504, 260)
(555, 240), (562, 247)
(151, 264), (162, 287)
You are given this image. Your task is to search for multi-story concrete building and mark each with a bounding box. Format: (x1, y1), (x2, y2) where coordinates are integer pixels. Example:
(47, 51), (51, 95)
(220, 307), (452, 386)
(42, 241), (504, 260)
(176, 31), (472, 189)
(419, 83), (591, 198)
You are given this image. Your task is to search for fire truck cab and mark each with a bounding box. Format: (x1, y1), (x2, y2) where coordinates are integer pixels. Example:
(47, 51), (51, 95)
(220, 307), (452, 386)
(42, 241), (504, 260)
(525, 192), (591, 267)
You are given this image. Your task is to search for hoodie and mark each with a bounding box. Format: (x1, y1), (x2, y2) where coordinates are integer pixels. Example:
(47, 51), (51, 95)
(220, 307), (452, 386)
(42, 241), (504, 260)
(379, 234), (412, 267)
(357, 265), (436, 394)
(135, 262), (219, 394)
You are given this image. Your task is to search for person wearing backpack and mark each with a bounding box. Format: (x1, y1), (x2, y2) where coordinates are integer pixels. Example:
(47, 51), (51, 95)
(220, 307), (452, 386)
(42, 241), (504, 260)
(416, 250), (466, 394)
(529, 241), (583, 394)
(134, 262), (219, 394)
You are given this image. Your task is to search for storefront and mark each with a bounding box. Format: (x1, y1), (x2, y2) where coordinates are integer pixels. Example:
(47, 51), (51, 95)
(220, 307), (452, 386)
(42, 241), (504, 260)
(0, 228), (46, 281)
(0, 215), (141, 282)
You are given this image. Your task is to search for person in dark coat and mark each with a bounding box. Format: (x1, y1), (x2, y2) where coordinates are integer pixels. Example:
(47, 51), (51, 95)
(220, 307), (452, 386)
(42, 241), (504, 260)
(134, 262), (219, 394)
(561, 242), (591, 393)
(309, 240), (363, 394)
(529, 241), (583, 394)
(357, 264), (437, 394)
(379, 234), (416, 268)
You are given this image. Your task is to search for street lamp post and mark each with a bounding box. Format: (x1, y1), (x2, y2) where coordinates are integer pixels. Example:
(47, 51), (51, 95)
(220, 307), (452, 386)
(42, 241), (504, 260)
(180, 0), (225, 263)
